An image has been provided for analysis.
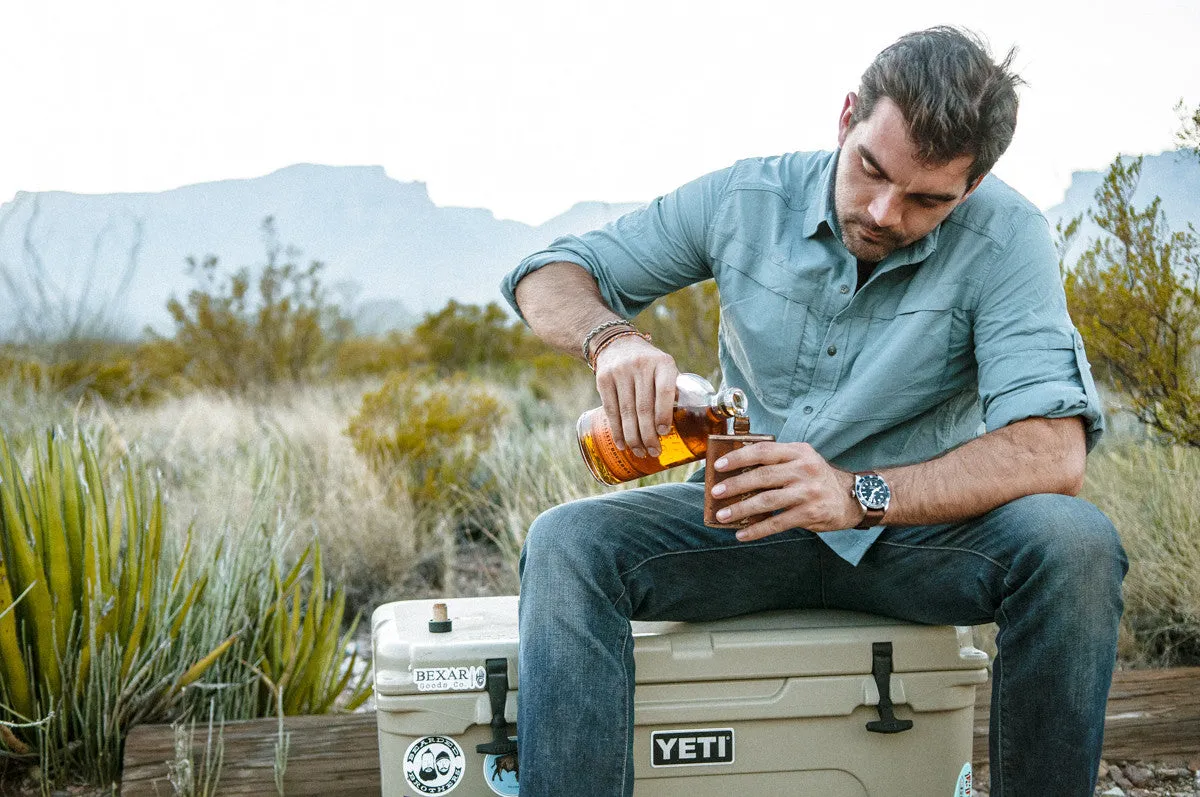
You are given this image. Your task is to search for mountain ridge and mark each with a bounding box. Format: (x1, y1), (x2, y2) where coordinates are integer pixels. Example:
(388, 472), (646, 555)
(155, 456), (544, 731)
(1, 152), (1196, 340)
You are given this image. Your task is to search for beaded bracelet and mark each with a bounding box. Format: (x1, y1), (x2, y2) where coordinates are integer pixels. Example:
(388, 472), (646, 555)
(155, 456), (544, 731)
(588, 329), (652, 371)
(581, 319), (635, 361)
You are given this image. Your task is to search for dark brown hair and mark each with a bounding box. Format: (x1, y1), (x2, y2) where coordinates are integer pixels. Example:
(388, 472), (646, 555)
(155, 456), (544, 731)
(852, 26), (1024, 185)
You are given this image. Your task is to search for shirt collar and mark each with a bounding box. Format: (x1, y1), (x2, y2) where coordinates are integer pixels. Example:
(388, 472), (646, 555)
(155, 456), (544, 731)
(802, 148), (943, 267)
(802, 150), (840, 239)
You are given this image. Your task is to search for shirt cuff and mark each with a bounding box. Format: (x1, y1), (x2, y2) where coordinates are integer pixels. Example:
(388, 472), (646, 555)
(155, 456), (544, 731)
(983, 331), (1105, 452)
(819, 526), (886, 565)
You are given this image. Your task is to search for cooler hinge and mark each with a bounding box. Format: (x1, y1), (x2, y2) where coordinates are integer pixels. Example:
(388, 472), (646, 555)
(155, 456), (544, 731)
(476, 658), (519, 755)
(866, 641), (914, 734)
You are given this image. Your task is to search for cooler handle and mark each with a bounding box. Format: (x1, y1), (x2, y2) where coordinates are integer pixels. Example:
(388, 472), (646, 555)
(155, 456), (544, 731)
(476, 658), (519, 755)
(866, 641), (914, 734)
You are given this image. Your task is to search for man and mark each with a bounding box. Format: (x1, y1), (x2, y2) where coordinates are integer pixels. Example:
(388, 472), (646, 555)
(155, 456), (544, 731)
(500, 27), (1126, 797)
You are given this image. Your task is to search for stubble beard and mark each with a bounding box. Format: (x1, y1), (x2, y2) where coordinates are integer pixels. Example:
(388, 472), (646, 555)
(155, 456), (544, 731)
(838, 214), (905, 263)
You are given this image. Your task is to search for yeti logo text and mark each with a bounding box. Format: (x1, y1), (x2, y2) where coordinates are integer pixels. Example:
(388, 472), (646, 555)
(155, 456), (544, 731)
(413, 666), (487, 692)
(650, 729), (734, 767)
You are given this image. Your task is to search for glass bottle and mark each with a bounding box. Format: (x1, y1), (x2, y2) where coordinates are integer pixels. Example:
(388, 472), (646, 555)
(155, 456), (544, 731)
(576, 373), (749, 485)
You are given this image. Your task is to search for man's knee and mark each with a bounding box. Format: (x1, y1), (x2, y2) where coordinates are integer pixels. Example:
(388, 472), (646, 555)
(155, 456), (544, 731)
(520, 497), (621, 582)
(1004, 494), (1128, 598)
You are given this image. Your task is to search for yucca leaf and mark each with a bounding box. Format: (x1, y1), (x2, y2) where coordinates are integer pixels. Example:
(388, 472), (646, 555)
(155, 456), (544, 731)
(0, 563), (34, 718)
(172, 632), (239, 694)
(0, 469), (60, 700)
(169, 573), (208, 641)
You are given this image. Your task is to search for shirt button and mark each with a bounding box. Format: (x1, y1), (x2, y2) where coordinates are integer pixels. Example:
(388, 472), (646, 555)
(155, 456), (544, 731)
(803, 405), (813, 414)
(839, 284), (850, 294)
(827, 345), (837, 356)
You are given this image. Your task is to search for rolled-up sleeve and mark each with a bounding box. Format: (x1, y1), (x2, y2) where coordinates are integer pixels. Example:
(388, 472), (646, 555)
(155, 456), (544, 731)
(500, 166), (734, 321)
(973, 212), (1105, 450)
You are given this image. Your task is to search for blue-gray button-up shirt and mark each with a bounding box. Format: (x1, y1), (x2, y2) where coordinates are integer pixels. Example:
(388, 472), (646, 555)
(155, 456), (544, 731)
(500, 150), (1103, 564)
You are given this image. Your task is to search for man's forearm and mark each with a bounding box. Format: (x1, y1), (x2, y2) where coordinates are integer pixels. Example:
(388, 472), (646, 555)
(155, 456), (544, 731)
(877, 416), (1087, 527)
(513, 262), (622, 358)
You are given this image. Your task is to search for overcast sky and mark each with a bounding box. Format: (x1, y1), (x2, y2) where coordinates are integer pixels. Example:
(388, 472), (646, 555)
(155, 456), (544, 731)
(1, 0), (1197, 225)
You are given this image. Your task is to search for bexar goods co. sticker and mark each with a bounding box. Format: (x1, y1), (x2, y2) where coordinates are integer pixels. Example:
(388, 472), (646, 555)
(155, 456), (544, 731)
(403, 735), (465, 794)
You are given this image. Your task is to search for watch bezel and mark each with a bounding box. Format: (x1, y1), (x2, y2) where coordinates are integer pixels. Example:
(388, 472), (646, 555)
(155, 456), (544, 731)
(854, 473), (891, 511)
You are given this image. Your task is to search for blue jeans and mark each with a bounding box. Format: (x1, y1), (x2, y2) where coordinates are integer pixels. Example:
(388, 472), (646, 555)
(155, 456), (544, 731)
(516, 482), (1127, 796)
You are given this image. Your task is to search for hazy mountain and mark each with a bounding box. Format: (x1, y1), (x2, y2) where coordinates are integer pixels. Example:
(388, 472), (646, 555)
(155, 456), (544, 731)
(1, 152), (1196, 341)
(0, 164), (643, 339)
(1044, 150), (1200, 258)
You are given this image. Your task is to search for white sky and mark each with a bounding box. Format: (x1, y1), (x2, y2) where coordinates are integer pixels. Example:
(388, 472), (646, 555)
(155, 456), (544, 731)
(1, 0), (1198, 225)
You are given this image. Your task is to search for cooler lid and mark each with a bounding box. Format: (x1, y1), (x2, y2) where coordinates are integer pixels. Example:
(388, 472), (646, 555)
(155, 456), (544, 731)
(372, 596), (986, 697)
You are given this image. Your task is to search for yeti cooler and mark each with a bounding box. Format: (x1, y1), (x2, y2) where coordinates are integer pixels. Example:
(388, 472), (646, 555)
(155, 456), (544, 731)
(373, 596), (988, 796)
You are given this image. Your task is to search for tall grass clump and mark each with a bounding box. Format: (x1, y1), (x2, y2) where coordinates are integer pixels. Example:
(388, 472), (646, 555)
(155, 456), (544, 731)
(1083, 439), (1200, 666)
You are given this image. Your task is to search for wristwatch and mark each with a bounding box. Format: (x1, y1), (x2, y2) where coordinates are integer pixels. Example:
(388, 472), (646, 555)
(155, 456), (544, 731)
(852, 471), (891, 529)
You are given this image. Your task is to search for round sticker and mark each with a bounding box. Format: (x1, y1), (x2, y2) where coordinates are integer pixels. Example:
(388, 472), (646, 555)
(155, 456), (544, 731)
(403, 735), (466, 794)
(481, 739), (519, 796)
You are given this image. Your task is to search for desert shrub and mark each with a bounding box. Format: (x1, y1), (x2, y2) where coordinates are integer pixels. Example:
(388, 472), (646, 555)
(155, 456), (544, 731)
(346, 369), (507, 512)
(331, 333), (415, 380)
(164, 218), (351, 392)
(1061, 156), (1200, 446)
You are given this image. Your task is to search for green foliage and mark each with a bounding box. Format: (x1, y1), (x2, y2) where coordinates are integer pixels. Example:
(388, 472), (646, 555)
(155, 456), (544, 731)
(635, 281), (721, 383)
(0, 430), (371, 791)
(256, 543), (371, 716)
(345, 369), (507, 509)
(0, 430), (233, 785)
(165, 218), (351, 391)
(1061, 156), (1200, 447)
(408, 300), (542, 375)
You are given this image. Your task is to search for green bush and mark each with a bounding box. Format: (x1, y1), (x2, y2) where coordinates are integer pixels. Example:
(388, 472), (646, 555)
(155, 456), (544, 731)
(164, 218), (351, 392)
(345, 369), (507, 510)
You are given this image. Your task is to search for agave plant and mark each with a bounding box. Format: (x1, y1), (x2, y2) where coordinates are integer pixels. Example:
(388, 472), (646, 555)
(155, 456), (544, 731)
(0, 430), (235, 785)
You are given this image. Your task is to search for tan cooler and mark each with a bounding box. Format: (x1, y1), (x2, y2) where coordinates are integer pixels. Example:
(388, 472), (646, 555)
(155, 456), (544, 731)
(373, 596), (989, 797)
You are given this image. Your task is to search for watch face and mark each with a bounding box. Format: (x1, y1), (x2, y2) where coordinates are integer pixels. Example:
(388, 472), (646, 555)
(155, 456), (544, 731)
(855, 474), (890, 510)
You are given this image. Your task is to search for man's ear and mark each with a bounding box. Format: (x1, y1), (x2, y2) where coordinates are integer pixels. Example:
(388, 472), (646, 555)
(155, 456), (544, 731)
(837, 92), (857, 147)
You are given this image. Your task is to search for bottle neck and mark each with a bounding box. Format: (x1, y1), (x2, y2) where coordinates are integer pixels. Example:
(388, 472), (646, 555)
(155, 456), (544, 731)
(710, 386), (748, 419)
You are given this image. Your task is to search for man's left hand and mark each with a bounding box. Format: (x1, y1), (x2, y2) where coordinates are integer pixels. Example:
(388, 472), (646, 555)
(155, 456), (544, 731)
(709, 442), (865, 541)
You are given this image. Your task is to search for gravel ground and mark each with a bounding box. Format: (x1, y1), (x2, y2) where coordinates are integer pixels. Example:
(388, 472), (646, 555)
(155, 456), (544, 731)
(972, 760), (1200, 796)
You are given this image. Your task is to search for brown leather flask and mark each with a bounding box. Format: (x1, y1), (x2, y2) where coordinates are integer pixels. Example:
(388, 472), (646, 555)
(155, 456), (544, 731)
(703, 433), (775, 528)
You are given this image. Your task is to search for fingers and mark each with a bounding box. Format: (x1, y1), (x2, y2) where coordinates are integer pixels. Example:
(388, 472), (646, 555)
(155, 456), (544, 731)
(594, 335), (677, 457)
(706, 443), (856, 538)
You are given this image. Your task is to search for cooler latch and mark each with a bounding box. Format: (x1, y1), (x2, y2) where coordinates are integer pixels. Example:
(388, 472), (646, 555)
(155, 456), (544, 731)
(476, 658), (518, 756)
(866, 641), (914, 734)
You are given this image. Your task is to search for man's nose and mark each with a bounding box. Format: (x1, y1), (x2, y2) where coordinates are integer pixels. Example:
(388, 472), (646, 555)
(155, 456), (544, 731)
(867, 189), (902, 228)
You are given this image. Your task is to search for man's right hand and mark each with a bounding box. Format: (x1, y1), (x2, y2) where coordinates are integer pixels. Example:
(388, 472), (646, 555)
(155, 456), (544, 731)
(593, 335), (679, 459)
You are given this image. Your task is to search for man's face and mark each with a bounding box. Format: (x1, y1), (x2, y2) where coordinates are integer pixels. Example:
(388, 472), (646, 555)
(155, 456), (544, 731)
(834, 95), (982, 263)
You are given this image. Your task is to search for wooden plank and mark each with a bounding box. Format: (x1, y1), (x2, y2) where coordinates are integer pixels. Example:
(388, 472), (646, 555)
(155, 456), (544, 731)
(122, 668), (1200, 795)
(973, 666), (1200, 764)
(121, 714), (382, 797)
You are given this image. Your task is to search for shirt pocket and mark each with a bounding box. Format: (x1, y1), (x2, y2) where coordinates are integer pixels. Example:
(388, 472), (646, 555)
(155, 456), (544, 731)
(714, 238), (813, 410)
(825, 305), (965, 423)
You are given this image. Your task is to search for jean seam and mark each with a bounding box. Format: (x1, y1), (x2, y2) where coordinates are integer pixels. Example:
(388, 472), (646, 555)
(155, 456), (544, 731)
(994, 604), (1009, 797)
(875, 540), (1012, 574)
(618, 628), (631, 793)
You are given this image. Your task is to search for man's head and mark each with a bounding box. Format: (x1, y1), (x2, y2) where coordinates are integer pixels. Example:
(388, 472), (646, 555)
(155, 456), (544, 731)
(834, 27), (1023, 263)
